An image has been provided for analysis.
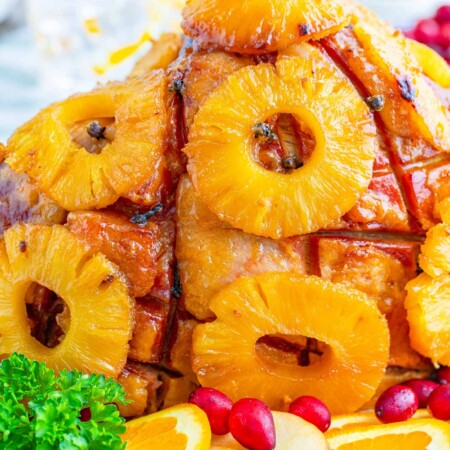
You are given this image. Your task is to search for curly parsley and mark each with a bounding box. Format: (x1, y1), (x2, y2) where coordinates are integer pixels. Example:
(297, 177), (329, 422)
(0, 353), (129, 449)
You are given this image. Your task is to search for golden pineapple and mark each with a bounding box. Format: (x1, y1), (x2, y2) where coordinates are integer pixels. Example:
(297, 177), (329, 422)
(0, 223), (133, 377)
(192, 273), (389, 414)
(6, 71), (169, 210)
(406, 274), (450, 366)
(419, 224), (450, 278)
(130, 33), (183, 77)
(184, 43), (377, 239)
(341, 2), (450, 151)
(405, 199), (450, 366)
(182, 0), (350, 53)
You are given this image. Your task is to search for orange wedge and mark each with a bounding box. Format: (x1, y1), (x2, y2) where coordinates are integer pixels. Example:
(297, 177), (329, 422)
(122, 404), (211, 450)
(212, 411), (329, 449)
(326, 419), (450, 449)
(328, 409), (431, 432)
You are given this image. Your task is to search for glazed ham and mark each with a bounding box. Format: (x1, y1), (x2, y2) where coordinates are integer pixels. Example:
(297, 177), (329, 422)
(2, 0), (450, 418)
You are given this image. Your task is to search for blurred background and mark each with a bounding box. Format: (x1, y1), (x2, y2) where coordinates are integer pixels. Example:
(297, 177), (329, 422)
(0, 0), (446, 142)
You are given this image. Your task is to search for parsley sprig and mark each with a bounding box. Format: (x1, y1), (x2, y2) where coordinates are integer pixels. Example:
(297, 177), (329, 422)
(0, 353), (129, 449)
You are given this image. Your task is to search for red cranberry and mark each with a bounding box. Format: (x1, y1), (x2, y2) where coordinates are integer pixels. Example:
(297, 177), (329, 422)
(229, 398), (276, 450)
(414, 19), (440, 44)
(375, 385), (418, 424)
(288, 396), (331, 432)
(439, 22), (450, 48)
(437, 367), (450, 385)
(80, 407), (91, 422)
(428, 384), (450, 420)
(189, 387), (233, 435)
(402, 379), (438, 408)
(436, 5), (450, 24)
(404, 30), (417, 40)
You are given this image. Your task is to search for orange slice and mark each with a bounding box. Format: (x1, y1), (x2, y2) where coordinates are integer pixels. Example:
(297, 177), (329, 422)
(212, 411), (328, 449)
(328, 409), (431, 432)
(326, 419), (450, 449)
(122, 404), (211, 450)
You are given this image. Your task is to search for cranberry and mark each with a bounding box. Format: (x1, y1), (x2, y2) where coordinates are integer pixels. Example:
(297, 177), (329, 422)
(428, 384), (450, 420)
(229, 398), (276, 450)
(402, 379), (438, 408)
(414, 19), (440, 44)
(404, 30), (417, 40)
(189, 387), (233, 435)
(436, 5), (450, 24)
(288, 396), (331, 432)
(437, 367), (450, 385)
(79, 407), (91, 422)
(375, 385), (418, 424)
(439, 22), (450, 48)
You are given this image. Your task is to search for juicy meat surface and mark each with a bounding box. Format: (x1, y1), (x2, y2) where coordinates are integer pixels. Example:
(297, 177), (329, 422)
(128, 299), (171, 364)
(0, 163), (65, 237)
(322, 28), (450, 231)
(315, 236), (428, 369)
(173, 41), (448, 373)
(117, 362), (162, 417)
(67, 210), (167, 298)
(181, 51), (253, 130)
(176, 175), (307, 320)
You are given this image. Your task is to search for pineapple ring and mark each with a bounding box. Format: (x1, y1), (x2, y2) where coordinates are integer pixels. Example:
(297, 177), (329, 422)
(419, 223), (450, 278)
(192, 273), (390, 414)
(0, 224), (134, 378)
(406, 201), (450, 365)
(350, 4), (450, 151)
(184, 46), (377, 239)
(182, 0), (350, 53)
(6, 71), (168, 211)
(406, 273), (450, 366)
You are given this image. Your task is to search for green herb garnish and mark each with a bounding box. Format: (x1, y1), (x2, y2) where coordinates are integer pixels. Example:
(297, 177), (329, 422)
(0, 353), (128, 449)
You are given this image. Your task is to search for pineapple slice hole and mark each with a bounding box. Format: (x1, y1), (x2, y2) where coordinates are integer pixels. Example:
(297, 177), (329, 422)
(251, 113), (316, 173)
(256, 334), (330, 368)
(24, 282), (70, 349)
(69, 117), (116, 155)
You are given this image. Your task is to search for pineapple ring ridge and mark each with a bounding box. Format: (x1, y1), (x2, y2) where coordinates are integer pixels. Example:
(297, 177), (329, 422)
(184, 45), (377, 239)
(192, 272), (390, 414)
(6, 70), (168, 211)
(0, 224), (134, 378)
